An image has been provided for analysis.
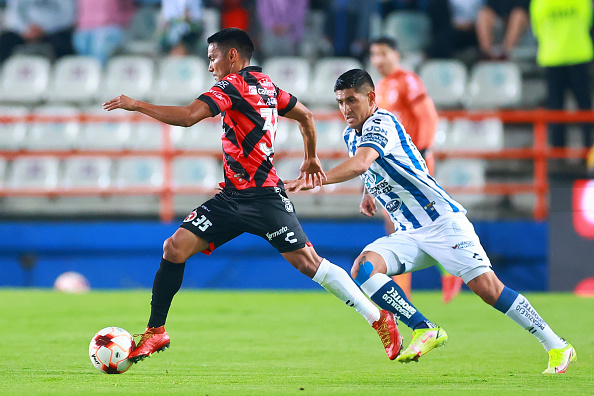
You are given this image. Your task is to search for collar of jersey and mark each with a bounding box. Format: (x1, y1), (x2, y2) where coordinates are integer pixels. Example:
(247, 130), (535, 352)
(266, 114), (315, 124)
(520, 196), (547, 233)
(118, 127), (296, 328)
(238, 65), (262, 73)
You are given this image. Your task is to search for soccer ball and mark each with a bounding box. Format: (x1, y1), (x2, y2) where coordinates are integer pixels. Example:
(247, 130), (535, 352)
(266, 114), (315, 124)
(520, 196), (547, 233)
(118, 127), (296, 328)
(54, 271), (90, 293)
(89, 327), (136, 374)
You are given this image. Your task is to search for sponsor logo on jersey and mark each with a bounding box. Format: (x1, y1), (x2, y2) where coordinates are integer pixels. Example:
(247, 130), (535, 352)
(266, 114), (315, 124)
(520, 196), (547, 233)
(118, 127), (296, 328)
(385, 199), (402, 213)
(363, 170), (392, 197)
(266, 226), (288, 241)
(361, 133), (388, 147)
(258, 87), (276, 96)
(266, 97), (277, 106)
(183, 210), (198, 222)
(249, 86), (257, 95)
(200, 205), (210, 212)
(364, 125), (388, 135)
(260, 80), (274, 88)
(452, 240), (475, 249)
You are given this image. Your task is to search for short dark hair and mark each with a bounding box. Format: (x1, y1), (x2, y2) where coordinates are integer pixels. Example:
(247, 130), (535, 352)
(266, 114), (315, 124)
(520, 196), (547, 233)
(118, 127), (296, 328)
(207, 28), (254, 60)
(370, 37), (398, 51)
(334, 69), (375, 93)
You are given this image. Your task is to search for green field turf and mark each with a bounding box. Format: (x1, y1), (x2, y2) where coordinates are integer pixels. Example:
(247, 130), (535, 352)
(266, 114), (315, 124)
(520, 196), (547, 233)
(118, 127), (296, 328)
(0, 289), (592, 395)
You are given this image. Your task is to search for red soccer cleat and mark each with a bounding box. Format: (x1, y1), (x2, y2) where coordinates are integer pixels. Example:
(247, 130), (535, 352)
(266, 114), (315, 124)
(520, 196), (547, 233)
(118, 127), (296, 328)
(128, 326), (171, 363)
(442, 275), (464, 304)
(372, 310), (403, 360)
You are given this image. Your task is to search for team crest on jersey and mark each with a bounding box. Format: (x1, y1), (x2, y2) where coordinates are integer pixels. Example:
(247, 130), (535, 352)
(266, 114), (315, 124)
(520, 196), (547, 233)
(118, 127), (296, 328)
(183, 210), (198, 222)
(385, 199), (402, 213)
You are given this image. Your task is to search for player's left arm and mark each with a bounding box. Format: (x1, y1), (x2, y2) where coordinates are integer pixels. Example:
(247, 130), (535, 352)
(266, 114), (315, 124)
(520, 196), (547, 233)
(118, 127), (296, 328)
(285, 147), (379, 192)
(283, 100), (326, 187)
(410, 95), (439, 148)
(323, 147), (379, 184)
(103, 95), (213, 127)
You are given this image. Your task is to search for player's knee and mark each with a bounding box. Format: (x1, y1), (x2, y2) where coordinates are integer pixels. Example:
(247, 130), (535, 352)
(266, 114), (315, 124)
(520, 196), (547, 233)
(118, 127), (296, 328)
(351, 259), (375, 287)
(162, 236), (188, 263)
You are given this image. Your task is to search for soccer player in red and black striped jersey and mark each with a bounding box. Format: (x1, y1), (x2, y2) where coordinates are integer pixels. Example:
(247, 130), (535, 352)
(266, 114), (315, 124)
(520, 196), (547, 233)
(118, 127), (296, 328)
(103, 28), (402, 363)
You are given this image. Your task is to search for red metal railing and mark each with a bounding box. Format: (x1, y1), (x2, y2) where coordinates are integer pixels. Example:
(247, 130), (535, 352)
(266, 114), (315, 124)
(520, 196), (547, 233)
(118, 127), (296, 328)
(0, 109), (592, 221)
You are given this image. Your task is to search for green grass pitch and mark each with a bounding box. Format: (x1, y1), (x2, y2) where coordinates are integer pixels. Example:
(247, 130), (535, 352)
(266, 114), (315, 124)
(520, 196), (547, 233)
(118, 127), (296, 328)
(1, 289), (592, 395)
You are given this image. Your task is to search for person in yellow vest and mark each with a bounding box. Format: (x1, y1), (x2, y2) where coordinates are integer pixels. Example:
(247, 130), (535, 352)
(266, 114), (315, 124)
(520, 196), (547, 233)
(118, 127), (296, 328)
(530, 0), (593, 149)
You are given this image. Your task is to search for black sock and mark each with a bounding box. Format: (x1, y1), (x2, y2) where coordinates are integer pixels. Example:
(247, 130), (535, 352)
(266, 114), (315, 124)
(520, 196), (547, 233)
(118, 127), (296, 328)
(147, 258), (186, 328)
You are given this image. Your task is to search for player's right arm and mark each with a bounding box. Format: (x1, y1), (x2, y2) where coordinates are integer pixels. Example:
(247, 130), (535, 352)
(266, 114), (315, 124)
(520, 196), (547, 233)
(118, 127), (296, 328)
(103, 95), (213, 127)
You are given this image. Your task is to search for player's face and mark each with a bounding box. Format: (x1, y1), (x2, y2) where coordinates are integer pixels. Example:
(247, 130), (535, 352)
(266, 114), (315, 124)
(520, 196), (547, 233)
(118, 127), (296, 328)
(207, 43), (232, 82)
(370, 43), (399, 77)
(335, 87), (375, 130)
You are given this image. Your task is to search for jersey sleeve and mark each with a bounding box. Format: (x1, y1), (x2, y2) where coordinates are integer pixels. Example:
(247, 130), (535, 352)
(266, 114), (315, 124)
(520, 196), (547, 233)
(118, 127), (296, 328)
(197, 79), (241, 116)
(276, 87), (297, 116)
(358, 116), (397, 159)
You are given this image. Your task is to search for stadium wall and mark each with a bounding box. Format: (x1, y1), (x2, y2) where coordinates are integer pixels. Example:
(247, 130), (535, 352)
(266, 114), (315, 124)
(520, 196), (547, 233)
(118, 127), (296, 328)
(0, 220), (547, 291)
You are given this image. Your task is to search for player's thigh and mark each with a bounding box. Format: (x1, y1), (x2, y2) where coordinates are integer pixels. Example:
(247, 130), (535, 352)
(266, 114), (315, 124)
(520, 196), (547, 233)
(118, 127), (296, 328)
(360, 233), (436, 277)
(178, 193), (243, 256)
(422, 213), (493, 283)
(242, 188), (310, 253)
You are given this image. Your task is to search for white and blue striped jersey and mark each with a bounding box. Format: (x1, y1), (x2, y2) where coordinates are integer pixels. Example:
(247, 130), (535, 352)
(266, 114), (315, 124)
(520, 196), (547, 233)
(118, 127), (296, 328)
(343, 108), (466, 231)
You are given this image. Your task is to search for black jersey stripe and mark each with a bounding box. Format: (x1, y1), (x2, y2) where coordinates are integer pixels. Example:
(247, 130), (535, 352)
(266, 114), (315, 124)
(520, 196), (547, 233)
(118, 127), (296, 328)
(253, 156), (274, 187)
(224, 152), (250, 183)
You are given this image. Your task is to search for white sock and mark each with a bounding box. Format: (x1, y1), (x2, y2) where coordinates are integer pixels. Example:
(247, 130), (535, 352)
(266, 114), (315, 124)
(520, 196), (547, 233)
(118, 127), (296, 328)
(504, 294), (567, 351)
(313, 259), (380, 325)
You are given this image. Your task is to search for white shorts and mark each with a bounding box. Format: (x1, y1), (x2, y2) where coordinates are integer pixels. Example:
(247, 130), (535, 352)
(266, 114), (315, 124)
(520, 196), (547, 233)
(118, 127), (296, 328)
(362, 212), (493, 284)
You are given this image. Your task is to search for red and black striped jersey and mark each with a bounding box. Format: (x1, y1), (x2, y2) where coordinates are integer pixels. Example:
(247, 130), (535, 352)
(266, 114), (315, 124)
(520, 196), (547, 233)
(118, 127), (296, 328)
(198, 66), (297, 191)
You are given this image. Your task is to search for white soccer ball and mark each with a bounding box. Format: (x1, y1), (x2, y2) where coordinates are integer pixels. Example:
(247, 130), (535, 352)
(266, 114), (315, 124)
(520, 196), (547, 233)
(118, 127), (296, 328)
(54, 271), (90, 293)
(89, 327), (136, 374)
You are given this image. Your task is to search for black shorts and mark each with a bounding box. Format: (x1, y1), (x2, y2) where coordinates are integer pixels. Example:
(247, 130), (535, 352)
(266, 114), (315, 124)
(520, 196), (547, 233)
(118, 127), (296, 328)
(179, 187), (310, 255)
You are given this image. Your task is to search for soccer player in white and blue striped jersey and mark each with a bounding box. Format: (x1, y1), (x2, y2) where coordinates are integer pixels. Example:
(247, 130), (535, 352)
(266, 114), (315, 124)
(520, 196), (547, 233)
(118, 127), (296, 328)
(286, 69), (575, 374)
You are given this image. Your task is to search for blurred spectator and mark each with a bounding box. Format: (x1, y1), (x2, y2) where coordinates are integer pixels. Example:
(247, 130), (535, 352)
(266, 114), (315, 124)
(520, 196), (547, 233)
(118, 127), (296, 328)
(324, 0), (376, 60)
(159, 0), (204, 56)
(426, 0), (484, 59)
(73, 0), (135, 65)
(256, 0), (307, 59)
(380, 0), (430, 16)
(476, 0), (529, 60)
(531, 0), (593, 149)
(219, 0), (251, 30)
(0, 0), (75, 63)
(370, 37), (438, 174)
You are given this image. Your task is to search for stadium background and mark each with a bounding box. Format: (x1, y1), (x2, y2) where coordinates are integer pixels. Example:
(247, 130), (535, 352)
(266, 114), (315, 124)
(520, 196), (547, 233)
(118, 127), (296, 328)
(0, 0), (593, 294)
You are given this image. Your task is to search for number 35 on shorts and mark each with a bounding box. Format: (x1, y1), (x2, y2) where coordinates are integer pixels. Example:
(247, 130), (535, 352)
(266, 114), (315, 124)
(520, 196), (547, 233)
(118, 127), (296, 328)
(183, 210), (213, 231)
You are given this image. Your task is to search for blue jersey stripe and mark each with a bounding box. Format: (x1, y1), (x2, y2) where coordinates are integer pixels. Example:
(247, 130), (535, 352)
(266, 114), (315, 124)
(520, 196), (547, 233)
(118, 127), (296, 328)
(359, 142), (385, 158)
(376, 194), (420, 230)
(384, 153), (461, 213)
(377, 157), (440, 221)
(377, 110), (424, 171)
